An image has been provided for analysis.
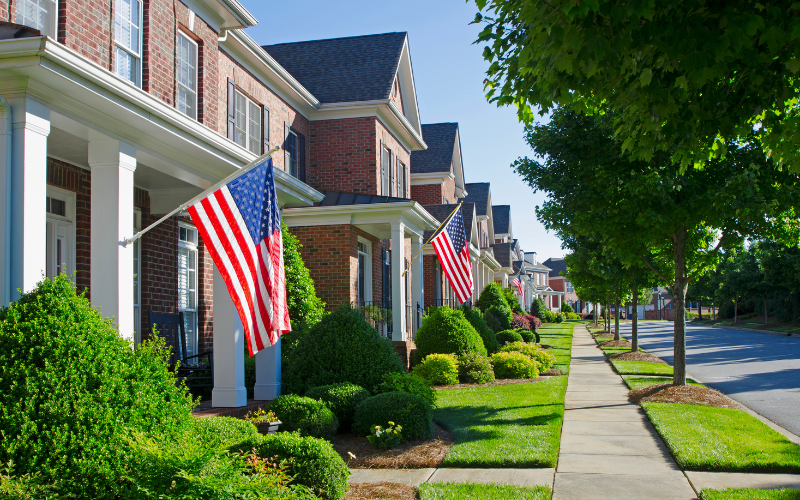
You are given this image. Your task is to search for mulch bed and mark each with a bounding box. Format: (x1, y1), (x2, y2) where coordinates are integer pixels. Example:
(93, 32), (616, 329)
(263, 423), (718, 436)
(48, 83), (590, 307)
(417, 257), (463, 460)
(344, 482), (417, 500)
(433, 377), (546, 390)
(609, 351), (667, 364)
(629, 383), (742, 408)
(598, 339), (631, 347)
(331, 424), (453, 469)
(591, 331), (611, 337)
(540, 368), (565, 376)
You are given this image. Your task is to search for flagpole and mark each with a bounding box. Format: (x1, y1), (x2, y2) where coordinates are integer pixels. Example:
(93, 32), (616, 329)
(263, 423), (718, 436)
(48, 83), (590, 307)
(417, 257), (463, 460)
(122, 146), (281, 247)
(400, 201), (462, 278)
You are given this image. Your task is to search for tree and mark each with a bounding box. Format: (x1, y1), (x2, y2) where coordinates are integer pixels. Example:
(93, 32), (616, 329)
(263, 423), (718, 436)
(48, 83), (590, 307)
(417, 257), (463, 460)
(501, 286), (524, 314)
(474, 0), (800, 171)
(518, 108), (800, 385)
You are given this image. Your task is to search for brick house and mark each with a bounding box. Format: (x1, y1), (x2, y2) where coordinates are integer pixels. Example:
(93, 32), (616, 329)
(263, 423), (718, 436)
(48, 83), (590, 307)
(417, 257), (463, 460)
(461, 182), (502, 294)
(543, 257), (580, 313)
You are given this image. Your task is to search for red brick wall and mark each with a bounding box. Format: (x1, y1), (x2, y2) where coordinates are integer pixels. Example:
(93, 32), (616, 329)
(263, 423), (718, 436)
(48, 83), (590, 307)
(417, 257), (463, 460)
(308, 117), (377, 194)
(377, 119), (411, 197)
(289, 224), (356, 310)
(197, 237), (214, 353)
(423, 254), (446, 309)
(174, 3), (219, 129)
(442, 176), (456, 204)
(58, 0), (112, 68)
(0, 1), (8, 22)
(142, 0), (175, 104)
(410, 183), (445, 206)
(140, 204), (178, 340)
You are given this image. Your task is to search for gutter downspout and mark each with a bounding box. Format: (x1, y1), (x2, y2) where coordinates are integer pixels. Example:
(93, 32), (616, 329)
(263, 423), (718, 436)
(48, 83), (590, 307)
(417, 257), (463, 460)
(0, 94), (11, 306)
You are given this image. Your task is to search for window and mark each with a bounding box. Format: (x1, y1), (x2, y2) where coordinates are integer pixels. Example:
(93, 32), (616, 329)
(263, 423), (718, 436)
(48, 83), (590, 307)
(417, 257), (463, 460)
(285, 129), (299, 176)
(16, 0), (56, 38)
(381, 146), (390, 195)
(357, 239), (372, 304)
(566, 280), (574, 293)
(45, 187), (75, 280)
(398, 161), (406, 197)
(234, 91), (262, 155)
(114, 0), (142, 85)
(176, 32), (198, 119)
(178, 224), (198, 357)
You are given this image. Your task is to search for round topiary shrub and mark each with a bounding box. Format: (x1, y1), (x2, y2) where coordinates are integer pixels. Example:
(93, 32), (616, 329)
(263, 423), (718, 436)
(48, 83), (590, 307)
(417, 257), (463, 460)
(517, 328), (540, 344)
(460, 305), (499, 354)
(486, 305), (512, 331)
(0, 276), (195, 497)
(414, 306), (487, 360)
(353, 392), (433, 441)
(483, 309), (503, 333)
(490, 352), (540, 379)
(270, 394), (339, 439)
(377, 372), (436, 408)
(496, 329), (524, 345)
(457, 352), (496, 384)
(511, 314), (531, 330)
(499, 342), (556, 372)
(283, 305), (404, 395)
(305, 383), (371, 430)
(412, 353), (459, 386)
(233, 432), (349, 500)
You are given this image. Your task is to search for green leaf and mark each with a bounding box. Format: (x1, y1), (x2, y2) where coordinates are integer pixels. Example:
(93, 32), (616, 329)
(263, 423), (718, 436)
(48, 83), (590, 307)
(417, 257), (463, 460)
(640, 68), (653, 87)
(786, 58), (800, 74)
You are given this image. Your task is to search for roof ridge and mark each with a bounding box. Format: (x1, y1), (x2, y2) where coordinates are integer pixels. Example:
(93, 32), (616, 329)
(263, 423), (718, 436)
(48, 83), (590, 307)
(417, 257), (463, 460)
(262, 31), (406, 48)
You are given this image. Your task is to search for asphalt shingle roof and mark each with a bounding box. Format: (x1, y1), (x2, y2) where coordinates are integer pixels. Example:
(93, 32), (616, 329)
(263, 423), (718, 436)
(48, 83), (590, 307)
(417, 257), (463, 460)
(463, 183), (490, 216)
(543, 257), (567, 278)
(422, 203), (474, 243)
(262, 33), (407, 104)
(313, 191), (406, 207)
(491, 242), (514, 268)
(411, 123), (457, 174)
(493, 205), (511, 234)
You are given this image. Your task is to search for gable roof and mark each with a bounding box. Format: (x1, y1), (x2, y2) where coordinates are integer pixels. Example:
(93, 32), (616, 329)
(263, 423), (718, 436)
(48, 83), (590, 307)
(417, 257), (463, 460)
(262, 33), (407, 104)
(543, 257), (567, 278)
(412, 123), (458, 174)
(422, 203), (474, 243)
(463, 182), (490, 216)
(493, 205), (511, 234)
(312, 190), (406, 207)
(491, 242), (514, 269)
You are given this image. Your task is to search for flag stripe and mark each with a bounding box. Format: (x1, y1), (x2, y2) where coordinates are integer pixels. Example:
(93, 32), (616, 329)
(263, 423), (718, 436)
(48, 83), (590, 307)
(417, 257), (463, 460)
(431, 210), (473, 304)
(432, 233), (469, 299)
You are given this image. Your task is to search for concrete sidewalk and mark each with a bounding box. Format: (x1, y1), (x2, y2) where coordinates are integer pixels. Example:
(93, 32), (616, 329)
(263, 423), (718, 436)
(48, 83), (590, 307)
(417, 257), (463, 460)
(552, 325), (698, 500)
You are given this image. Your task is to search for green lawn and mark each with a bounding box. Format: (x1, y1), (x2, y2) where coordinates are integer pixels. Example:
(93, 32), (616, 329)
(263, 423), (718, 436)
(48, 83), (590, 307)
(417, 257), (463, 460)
(433, 376), (567, 468)
(538, 323), (573, 375)
(700, 489), (800, 500)
(622, 376), (703, 391)
(643, 403), (800, 472)
(601, 346), (644, 356)
(418, 482), (551, 500)
(610, 359), (673, 375)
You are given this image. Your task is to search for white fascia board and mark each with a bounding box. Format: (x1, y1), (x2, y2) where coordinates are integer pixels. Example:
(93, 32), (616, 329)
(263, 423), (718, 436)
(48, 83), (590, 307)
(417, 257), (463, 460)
(452, 128), (466, 191)
(181, 0), (256, 33)
(410, 171), (454, 185)
(283, 201), (439, 232)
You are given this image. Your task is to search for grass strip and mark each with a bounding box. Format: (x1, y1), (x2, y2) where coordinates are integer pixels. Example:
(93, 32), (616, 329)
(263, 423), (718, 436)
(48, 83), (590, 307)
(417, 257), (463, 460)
(418, 482), (551, 500)
(622, 376), (703, 391)
(433, 376), (567, 468)
(642, 403), (800, 472)
(610, 359), (673, 375)
(538, 323), (573, 375)
(700, 488), (800, 500)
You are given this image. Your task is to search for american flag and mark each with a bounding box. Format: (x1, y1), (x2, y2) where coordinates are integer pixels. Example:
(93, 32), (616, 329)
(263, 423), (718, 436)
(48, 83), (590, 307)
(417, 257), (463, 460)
(188, 158), (290, 356)
(512, 272), (524, 296)
(431, 206), (473, 303)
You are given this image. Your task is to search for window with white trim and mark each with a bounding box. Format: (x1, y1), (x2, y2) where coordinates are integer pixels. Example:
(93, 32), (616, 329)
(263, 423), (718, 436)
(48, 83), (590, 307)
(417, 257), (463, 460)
(45, 187), (76, 280)
(178, 224), (198, 357)
(176, 32), (198, 119)
(357, 239), (372, 304)
(114, 0), (142, 86)
(234, 90), (262, 155)
(16, 0), (57, 38)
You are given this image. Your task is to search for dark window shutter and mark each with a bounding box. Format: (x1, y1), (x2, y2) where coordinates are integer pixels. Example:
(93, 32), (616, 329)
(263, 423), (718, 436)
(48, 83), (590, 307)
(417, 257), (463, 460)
(227, 79), (235, 140)
(298, 132), (306, 182)
(284, 122), (290, 172)
(379, 140), (386, 195)
(389, 150), (394, 197)
(262, 106), (270, 153)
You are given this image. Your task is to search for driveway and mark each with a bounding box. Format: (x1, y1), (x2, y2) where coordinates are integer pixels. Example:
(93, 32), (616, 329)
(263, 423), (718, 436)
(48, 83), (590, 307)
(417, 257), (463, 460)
(617, 320), (800, 436)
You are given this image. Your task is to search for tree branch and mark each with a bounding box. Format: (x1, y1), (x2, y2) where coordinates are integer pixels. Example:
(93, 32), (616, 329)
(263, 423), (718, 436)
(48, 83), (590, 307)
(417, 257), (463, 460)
(687, 234), (727, 282)
(641, 254), (669, 283)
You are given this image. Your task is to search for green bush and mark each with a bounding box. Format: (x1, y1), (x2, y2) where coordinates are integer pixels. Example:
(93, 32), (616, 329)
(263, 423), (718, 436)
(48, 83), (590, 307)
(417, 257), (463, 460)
(457, 352), (496, 384)
(501, 286), (524, 314)
(283, 305), (404, 394)
(555, 312), (565, 323)
(483, 309), (504, 333)
(530, 297), (547, 319)
(191, 416), (259, 449)
(233, 432), (349, 500)
(499, 342), (556, 372)
(476, 283), (513, 320)
(353, 392), (433, 441)
(377, 372), (436, 408)
(490, 352), (540, 379)
(496, 329), (524, 345)
(305, 383), (370, 430)
(562, 302), (574, 313)
(460, 305), (499, 354)
(0, 276), (195, 497)
(414, 306), (487, 360)
(486, 305), (512, 331)
(269, 395), (339, 439)
(412, 353), (460, 386)
(517, 328), (540, 343)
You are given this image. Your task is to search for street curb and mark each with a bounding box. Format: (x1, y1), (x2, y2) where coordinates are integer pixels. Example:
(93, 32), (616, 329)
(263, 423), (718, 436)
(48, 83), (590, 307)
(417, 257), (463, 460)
(691, 323), (799, 340)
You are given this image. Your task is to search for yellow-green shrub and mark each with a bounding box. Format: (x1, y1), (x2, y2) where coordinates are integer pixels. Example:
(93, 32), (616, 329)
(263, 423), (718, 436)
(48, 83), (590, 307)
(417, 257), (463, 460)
(412, 353), (459, 385)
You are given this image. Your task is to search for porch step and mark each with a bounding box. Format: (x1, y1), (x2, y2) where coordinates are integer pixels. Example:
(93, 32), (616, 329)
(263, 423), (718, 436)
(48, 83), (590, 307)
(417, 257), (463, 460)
(192, 399), (271, 419)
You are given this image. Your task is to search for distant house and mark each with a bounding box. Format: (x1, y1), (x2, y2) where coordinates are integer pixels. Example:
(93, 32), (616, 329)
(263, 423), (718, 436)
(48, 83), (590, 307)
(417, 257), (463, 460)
(543, 257), (581, 312)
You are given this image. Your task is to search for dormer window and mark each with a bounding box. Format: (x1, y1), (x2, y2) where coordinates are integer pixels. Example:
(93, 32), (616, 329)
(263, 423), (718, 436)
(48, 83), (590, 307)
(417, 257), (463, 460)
(114, 0), (142, 86)
(17, 0), (57, 38)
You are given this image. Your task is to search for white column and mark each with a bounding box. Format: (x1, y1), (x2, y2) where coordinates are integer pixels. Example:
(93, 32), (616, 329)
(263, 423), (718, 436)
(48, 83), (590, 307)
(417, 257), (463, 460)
(391, 222), (406, 341)
(89, 140), (136, 341)
(7, 97), (49, 302)
(212, 263), (247, 407)
(254, 338), (281, 400)
(471, 258), (478, 305)
(411, 234), (423, 333)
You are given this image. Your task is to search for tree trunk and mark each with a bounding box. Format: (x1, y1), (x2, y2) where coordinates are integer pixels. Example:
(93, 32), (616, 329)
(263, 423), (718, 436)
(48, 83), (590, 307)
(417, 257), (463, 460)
(595, 303), (599, 326)
(734, 298), (738, 324)
(698, 298), (703, 321)
(614, 300), (621, 341)
(631, 287), (639, 353)
(606, 297), (611, 332)
(712, 300), (716, 321)
(673, 227), (689, 387)
(764, 297), (768, 325)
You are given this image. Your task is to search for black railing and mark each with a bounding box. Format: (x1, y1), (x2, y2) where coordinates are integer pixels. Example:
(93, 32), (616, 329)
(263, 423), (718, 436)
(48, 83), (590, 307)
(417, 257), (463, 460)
(353, 301), (392, 337)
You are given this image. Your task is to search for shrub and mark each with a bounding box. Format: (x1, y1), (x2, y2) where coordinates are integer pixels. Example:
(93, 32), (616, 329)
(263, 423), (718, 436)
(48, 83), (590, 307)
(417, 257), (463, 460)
(525, 314), (543, 330)
(412, 353), (460, 386)
(490, 352), (540, 379)
(501, 286), (524, 314)
(234, 432), (349, 500)
(566, 312), (581, 320)
(283, 223), (326, 327)
(460, 304), (499, 353)
(377, 372), (436, 408)
(269, 395), (339, 439)
(483, 309), (504, 333)
(191, 416), (259, 449)
(414, 306), (487, 360)
(457, 352), (496, 384)
(283, 305), (404, 394)
(556, 312), (566, 323)
(562, 302), (575, 313)
(305, 383), (371, 430)
(476, 282), (510, 312)
(530, 297), (547, 318)
(353, 392), (433, 441)
(495, 329), (524, 345)
(499, 342), (556, 371)
(486, 305), (512, 331)
(510, 314), (531, 330)
(0, 276), (194, 497)
(517, 328), (540, 344)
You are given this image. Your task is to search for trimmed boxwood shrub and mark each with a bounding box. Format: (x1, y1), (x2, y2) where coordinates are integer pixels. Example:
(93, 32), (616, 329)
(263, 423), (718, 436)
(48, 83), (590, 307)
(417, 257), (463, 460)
(460, 304), (499, 353)
(490, 352), (540, 379)
(233, 432), (349, 500)
(0, 276), (195, 497)
(353, 392), (433, 441)
(270, 394), (339, 439)
(414, 306), (487, 360)
(305, 383), (370, 430)
(476, 282), (512, 319)
(486, 305), (512, 331)
(483, 309), (504, 333)
(377, 372), (436, 407)
(457, 352), (496, 384)
(499, 342), (556, 371)
(191, 416), (259, 449)
(283, 305), (404, 394)
(496, 329), (524, 345)
(412, 353), (459, 386)
(517, 328), (540, 344)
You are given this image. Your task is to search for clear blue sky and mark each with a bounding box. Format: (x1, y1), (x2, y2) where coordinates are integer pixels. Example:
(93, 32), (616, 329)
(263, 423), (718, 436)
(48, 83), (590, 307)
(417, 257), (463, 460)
(240, 0), (566, 260)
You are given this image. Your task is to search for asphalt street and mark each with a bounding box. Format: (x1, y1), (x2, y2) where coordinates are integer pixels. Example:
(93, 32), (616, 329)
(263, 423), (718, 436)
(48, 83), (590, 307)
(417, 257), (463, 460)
(616, 320), (800, 436)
